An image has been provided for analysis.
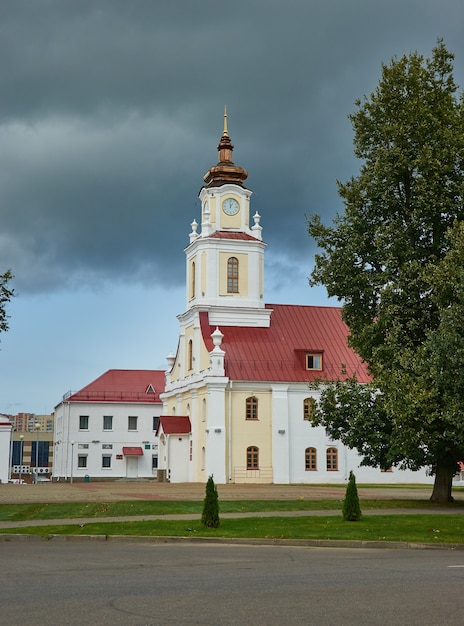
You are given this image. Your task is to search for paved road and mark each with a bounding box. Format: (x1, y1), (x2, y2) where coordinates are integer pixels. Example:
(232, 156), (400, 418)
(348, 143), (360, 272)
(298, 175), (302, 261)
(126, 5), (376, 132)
(1, 541), (464, 625)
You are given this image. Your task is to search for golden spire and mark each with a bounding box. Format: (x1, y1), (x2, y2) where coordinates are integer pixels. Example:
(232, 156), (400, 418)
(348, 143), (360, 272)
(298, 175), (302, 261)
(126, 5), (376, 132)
(203, 108), (248, 187)
(223, 105), (229, 137)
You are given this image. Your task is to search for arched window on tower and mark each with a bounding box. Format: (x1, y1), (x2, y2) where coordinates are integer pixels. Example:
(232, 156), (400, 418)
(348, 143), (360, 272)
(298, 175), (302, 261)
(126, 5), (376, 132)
(190, 260), (196, 299)
(188, 339), (193, 371)
(227, 257), (239, 293)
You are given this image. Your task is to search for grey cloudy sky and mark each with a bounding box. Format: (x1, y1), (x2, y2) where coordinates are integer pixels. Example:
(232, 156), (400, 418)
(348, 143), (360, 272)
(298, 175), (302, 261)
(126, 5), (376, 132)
(1, 0), (464, 413)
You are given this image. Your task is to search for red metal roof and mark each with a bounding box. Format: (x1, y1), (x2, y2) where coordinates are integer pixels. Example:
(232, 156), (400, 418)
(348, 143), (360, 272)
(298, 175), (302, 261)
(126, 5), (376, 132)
(65, 369), (165, 404)
(207, 230), (260, 241)
(200, 304), (370, 383)
(157, 415), (191, 435)
(122, 446), (143, 456)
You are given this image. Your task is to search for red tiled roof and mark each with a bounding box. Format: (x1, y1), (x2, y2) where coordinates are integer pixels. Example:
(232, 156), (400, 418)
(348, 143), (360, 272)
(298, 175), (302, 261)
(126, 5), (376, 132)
(157, 415), (191, 435)
(207, 230), (260, 241)
(65, 369), (165, 404)
(200, 304), (370, 383)
(122, 447), (144, 456)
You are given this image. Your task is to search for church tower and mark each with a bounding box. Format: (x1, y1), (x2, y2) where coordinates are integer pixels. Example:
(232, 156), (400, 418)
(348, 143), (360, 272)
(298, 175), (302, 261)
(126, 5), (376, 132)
(183, 108), (271, 328)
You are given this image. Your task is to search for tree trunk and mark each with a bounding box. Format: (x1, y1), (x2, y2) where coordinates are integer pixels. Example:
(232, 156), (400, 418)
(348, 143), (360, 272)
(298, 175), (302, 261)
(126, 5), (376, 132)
(430, 463), (454, 503)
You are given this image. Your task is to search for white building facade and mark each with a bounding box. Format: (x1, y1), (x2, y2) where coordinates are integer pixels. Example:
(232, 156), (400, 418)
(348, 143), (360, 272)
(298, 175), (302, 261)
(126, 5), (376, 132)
(54, 370), (164, 481)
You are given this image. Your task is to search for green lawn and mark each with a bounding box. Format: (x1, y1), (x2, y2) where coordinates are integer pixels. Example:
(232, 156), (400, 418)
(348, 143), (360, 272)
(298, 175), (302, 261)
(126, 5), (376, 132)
(0, 498), (463, 522)
(1, 514), (463, 545)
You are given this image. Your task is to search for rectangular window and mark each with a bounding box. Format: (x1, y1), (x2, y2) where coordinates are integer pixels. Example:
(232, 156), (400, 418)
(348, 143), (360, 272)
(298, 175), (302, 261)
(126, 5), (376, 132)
(128, 416), (138, 431)
(79, 415), (89, 430)
(103, 415), (113, 431)
(152, 455), (158, 470)
(31, 441), (49, 467)
(12, 440), (22, 466)
(102, 455), (112, 469)
(153, 416), (160, 431)
(306, 354), (322, 370)
(78, 455), (87, 468)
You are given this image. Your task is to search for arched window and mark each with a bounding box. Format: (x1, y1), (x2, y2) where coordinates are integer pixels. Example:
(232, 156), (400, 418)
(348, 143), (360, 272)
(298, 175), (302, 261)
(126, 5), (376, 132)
(305, 447), (317, 471)
(188, 339), (193, 371)
(227, 257), (239, 293)
(303, 397), (316, 421)
(246, 396), (258, 420)
(202, 398), (207, 422)
(191, 261), (196, 299)
(326, 447), (338, 471)
(247, 446), (259, 470)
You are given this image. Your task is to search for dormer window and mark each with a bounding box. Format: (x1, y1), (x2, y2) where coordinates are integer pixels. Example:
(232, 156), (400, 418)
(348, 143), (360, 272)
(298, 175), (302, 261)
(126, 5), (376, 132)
(306, 353), (322, 370)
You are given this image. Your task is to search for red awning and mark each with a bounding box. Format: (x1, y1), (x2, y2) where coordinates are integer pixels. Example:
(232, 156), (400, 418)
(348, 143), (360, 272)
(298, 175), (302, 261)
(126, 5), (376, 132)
(122, 447), (143, 456)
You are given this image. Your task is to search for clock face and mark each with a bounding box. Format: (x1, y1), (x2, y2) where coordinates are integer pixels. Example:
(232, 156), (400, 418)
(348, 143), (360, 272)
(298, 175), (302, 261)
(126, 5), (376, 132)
(222, 198), (239, 216)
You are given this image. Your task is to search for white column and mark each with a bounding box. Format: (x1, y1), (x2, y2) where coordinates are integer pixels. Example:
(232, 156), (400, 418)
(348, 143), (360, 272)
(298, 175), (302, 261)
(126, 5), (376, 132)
(271, 384), (290, 483)
(204, 378), (228, 483)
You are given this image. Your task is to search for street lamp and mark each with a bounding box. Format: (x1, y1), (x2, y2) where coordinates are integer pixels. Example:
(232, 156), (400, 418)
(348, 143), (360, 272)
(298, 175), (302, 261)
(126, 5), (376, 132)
(18, 435), (24, 484)
(34, 422), (40, 484)
(70, 441), (75, 484)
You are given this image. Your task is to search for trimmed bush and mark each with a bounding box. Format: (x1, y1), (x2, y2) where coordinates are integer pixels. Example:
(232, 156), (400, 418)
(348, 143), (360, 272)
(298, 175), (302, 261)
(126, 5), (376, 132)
(343, 471), (362, 521)
(201, 474), (220, 528)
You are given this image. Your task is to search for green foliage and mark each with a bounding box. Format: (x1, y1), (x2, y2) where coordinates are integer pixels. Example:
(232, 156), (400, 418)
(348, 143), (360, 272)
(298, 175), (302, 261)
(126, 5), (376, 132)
(343, 471), (362, 521)
(308, 41), (464, 502)
(0, 270), (15, 335)
(201, 475), (220, 528)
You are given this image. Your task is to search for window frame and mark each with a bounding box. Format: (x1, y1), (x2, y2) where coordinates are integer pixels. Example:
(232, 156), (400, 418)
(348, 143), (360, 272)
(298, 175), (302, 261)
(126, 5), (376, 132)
(103, 415), (113, 431)
(246, 446), (259, 470)
(128, 416), (138, 431)
(306, 353), (323, 371)
(77, 455), (88, 469)
(326, 447), (338, 471)
(305, 447), (317, 471)
(303, 397), (316, 421)
(102, 454), (112, 469)
(227, 256), (239, 293)
(245, 396), (258, 420)
(79, 415), (89, 431)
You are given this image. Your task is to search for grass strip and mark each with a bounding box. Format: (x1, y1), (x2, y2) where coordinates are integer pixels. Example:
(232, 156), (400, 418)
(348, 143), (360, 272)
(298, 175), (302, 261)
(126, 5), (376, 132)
(1, 498), (463, 522)
(1, 514), (463, 545)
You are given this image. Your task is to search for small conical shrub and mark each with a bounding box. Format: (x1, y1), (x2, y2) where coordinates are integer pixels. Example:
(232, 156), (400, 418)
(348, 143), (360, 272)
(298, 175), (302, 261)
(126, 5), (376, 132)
(343, 471), (362, 521)
(201, 474), (220, 528)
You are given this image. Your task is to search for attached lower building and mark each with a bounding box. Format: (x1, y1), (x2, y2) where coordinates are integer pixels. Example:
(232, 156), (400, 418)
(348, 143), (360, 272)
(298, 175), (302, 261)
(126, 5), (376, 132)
(53, 369), (165, 481)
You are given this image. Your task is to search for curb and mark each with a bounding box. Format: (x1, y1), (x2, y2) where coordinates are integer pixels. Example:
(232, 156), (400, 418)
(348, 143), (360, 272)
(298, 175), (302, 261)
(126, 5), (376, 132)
(1, 532), (463, 550)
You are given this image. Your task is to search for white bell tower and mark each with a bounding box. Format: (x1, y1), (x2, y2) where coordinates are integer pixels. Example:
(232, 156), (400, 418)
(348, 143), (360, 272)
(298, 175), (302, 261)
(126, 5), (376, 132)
(184, 109), (270, 328)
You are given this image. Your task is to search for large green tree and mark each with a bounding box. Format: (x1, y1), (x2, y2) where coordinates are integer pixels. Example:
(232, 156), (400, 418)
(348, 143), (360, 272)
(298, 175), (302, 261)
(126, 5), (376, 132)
(307, 41), (464, 503)
(0, 270), (14, 335)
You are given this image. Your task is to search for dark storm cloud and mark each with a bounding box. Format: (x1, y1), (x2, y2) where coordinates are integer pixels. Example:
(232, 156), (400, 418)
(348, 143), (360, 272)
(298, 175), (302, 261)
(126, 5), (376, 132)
(1, 0), (463, 293)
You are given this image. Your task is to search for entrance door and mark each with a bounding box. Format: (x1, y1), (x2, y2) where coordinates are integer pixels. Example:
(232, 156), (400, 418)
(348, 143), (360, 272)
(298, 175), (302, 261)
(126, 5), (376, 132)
(126, 456), (138, 478)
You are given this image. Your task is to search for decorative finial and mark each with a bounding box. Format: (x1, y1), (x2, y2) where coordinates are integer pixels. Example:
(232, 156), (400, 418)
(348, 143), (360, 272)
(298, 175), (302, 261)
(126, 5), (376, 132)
(223, 105), (228, 137)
